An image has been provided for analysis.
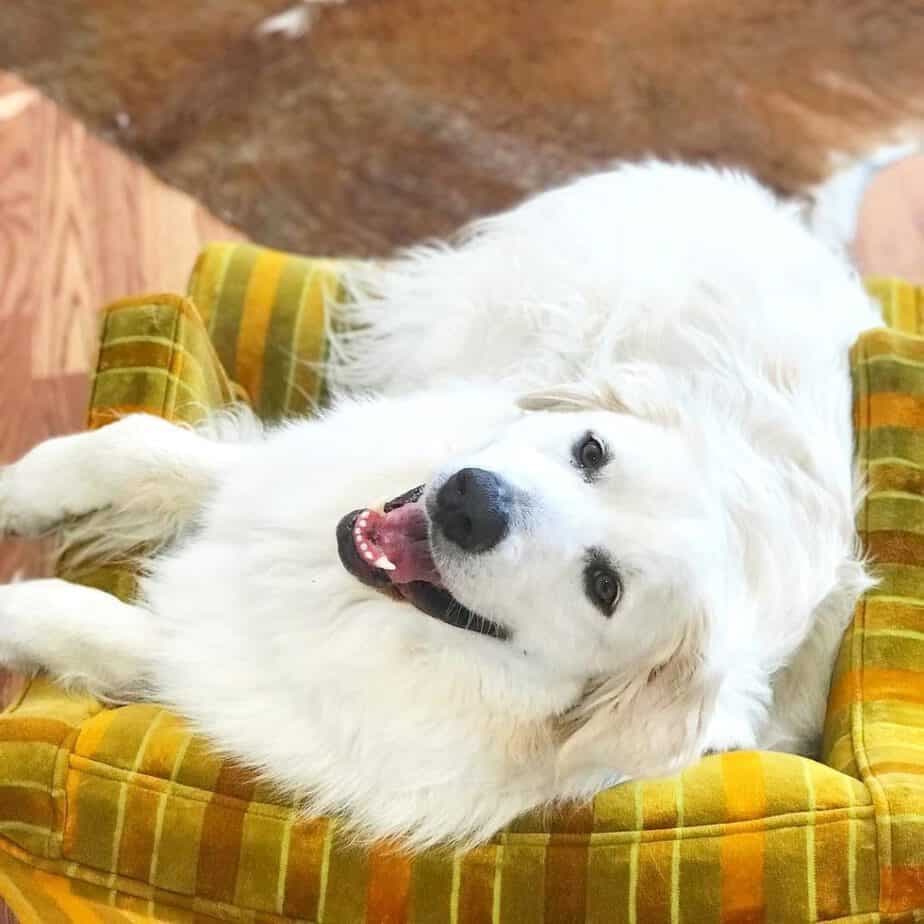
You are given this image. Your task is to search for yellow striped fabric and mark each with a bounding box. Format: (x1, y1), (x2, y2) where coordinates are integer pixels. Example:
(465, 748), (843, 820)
(823, 279), (924, 919)
(0, 250), (922, 922)
(187, 243), (341, 421)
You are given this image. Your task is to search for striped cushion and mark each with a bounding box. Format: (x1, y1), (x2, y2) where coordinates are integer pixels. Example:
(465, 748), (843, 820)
(823, 279), (924, 916)
(187, 243), (341, 420)
(0, 248), (922, 923)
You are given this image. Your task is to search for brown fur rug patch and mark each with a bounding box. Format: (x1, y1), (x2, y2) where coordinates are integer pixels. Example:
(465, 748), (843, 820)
(3, 0), (924, 255)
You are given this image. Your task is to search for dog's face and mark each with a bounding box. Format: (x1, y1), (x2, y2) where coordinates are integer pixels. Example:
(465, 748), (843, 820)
(424, 406), (715, 681)
(337, 391), (724, 780)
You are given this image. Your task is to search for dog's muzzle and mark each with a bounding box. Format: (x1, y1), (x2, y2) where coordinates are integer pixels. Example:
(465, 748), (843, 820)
(336, 484), (510, 640)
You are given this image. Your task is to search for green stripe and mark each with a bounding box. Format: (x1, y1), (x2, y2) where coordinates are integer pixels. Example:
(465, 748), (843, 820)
(409, 847), (455, 924)
(864, 425), (924, 465)
(91, 367), (207, 418)
(496, 841), (546, 923)
(865, 494), (924, 535)
(207, 244), (260, 381)
(98, 337), (220, 408)
(872, 561), (924, 600)
(279, 260), (340, 417)
(860, 633), (924, 672)
(855, 352), (924, 390)
(260, 255), (311, 420)
(320, 838), (369, 924)
(188, 243), (235, 328)
(315, 271), (346, 412)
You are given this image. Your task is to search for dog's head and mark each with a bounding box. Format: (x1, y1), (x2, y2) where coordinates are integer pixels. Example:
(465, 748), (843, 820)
(332, 159), (877, 788)
(337, 382), (727, 782)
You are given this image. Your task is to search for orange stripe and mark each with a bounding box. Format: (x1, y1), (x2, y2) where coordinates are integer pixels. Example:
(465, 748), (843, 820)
(116, 786), (160, 883)
(881, 865), (924, 912)
(544, 841), (588, 923)
(365, 844), (412, 924)
(720, 832), (766, 924)
(0, 718), (74, 745)
(194, 762), (255, 903)
(21, 866), (112, 923)
(234, 250), (286, 404)
(864, 529), (924, 566)
(458, 845), (499, 924)
(283, 817), (328, 919)
(828, 667), (924, 713)
(73, 708), (120, 759)
(856, 392), (924, 430)
(635, 839), (674, 924)
(543, 805), (593, 924)
(720, 753), (766, 923)
(0, 787), (54, 828)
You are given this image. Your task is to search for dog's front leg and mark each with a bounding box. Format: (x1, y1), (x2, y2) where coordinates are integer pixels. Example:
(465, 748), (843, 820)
(0, 579), (156, 699)
(0, 413), (242, 539)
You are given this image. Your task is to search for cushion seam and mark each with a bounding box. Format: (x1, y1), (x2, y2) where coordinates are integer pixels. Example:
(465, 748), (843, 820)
(0, 832), (309, 923)
(63, 750), (876, 838)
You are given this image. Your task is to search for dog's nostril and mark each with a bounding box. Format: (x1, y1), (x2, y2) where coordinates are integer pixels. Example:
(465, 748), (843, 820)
(435, 468), (510, 553)
(454, 469), (468, 496)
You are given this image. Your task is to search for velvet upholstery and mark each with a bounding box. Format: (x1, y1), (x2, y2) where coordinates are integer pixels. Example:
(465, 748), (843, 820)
(0, 247), (922, 922)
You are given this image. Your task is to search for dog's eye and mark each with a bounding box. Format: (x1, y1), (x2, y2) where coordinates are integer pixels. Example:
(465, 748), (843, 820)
(574, 432), (606, 472)
(584, 556), (622, 616)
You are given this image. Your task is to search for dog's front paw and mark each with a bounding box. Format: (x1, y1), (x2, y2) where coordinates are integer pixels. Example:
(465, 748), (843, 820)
(0, 466), (30, 537)
(0, 463), (61, 538)
(1, 435), (115, 539)
(0, 581), (18, 665)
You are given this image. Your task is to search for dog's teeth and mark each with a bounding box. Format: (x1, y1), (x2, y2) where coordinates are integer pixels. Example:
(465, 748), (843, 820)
(364, 550), (375, 561)
(373, 554), (396, 571)
(360, 542), (368, 552)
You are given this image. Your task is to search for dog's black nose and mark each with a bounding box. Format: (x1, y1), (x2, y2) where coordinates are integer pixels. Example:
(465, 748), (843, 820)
(434, 468), (510, 553)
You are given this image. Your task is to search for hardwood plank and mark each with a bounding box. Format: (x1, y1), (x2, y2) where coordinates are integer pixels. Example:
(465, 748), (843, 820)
(0, 75), (248, 894)
(0, 73), (244, 920)
(32, 102), (102, 378)
(0, 71), (243, 579)
(0, 79), (40, 322)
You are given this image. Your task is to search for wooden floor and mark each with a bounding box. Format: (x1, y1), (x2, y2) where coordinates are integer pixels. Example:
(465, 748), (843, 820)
(0, 72), (241, 921)
(0, 71), (241, 584)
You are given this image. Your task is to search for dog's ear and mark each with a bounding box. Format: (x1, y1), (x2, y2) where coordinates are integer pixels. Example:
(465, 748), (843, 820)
(555, 609), (719, 789)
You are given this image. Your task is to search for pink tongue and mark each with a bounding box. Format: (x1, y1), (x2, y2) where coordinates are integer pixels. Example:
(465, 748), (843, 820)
(357, 502), (442, 586)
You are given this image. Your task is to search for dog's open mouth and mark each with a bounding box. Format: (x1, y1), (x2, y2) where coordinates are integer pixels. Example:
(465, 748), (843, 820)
(336, 486), (509, 640)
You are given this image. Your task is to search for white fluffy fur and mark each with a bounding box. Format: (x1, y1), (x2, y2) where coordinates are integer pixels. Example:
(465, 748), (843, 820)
(0, 161), (881, 847)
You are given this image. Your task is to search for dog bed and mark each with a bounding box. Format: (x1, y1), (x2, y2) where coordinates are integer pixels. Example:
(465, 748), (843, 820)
(0, 243), (922, 923)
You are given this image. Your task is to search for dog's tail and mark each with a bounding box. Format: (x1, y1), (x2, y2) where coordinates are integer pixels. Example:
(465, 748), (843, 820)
(55, 405), (264, 575)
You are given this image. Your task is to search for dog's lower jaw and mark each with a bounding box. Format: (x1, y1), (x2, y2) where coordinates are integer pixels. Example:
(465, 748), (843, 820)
(336, 495), (512, 640)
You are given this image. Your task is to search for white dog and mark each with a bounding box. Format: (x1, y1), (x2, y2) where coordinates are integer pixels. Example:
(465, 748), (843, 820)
(0, 161), (880, 847)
